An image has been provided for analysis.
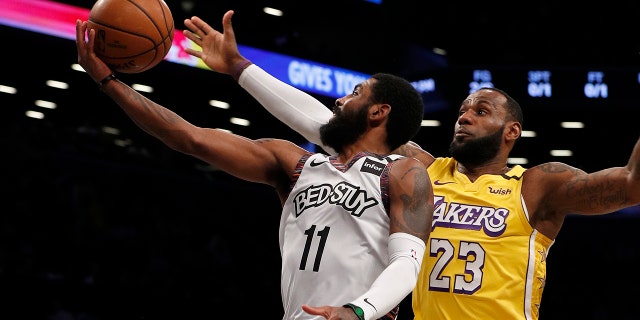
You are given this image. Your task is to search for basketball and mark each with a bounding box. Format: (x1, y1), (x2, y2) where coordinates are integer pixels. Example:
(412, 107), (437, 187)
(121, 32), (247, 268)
(87, 0), (174, 73)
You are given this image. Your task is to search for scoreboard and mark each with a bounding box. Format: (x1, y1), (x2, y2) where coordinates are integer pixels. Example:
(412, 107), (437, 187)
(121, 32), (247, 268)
(441, 66), (640, 108)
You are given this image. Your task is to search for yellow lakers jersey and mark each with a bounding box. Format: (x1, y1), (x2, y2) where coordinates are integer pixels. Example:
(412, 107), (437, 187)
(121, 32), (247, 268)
(412, 157), (554, 320)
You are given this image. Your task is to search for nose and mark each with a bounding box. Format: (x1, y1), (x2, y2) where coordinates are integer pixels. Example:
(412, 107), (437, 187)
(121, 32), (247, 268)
(335, 97), (344, 107)
(458, 110), (472, 124)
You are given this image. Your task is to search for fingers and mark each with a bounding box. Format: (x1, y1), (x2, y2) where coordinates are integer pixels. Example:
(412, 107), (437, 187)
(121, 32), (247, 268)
(182, 28), (201, 44)
(75, 20), (85, 49)
(86, 27), (95, 55)
(222, 10), (235, 36)
(301, 305), (330, 317)
(183, 47), (202, 59)
(187, 16), (213, 36)
(183, 16), (211, 46)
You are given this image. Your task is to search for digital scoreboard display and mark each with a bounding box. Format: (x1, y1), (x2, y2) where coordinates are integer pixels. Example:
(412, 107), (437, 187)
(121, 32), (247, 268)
(447, 66), (640, 107)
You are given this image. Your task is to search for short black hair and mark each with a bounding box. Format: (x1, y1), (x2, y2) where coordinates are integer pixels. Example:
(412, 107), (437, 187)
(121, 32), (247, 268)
(370, 73), (424, 151)
(478, 87), (524, 126)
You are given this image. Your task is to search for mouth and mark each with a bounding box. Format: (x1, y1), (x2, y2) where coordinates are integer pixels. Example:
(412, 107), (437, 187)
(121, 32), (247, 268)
(454, 129), (471, 138)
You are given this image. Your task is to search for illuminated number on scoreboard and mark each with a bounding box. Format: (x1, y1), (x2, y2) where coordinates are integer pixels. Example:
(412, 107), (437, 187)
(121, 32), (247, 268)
(469, 69), (494, 93)
(527, 70), (552, 98)
(584, 71), (608, 98)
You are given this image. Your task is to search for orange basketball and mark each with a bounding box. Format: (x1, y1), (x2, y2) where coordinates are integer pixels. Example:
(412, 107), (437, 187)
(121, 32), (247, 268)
(87, 0), (174, 73)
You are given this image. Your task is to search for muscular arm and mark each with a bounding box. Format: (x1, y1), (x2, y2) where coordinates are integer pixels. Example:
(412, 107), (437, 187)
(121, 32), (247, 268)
(182, 11), (336, 155)
(343, 157), (433, 320)
(238, 65), (335, 154)
(527, 137), (640, 233)
(76, 20), (303, 189)
(102, 78), (303, 185)
(388, 157), (434, 238)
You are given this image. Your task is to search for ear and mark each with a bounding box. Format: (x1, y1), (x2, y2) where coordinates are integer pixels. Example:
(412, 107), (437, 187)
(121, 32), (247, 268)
(370, 103), (391, 121)
(505, 121), (522, 142)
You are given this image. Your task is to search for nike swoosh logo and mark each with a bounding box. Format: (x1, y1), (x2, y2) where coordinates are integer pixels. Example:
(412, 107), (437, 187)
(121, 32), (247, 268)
(434, 180), (455, 185)
(309, 159), (328, 167)
(364, 298), (377, 312)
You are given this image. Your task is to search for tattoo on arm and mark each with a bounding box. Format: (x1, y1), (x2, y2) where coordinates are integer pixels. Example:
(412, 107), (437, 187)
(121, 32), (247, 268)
(566, 171), (629, 210)
(394, 165), (432, 238)
(540, 162), (629, 211)
(394, 144), (421, 158)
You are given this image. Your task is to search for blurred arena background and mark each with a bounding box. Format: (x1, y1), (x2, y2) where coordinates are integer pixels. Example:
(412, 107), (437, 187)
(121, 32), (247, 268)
(1, 0), (639, 319)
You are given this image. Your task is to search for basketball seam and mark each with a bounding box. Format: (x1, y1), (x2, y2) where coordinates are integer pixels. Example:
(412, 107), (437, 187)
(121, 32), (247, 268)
(87, 0), (174, 73)
(129, 0), (173, 47)
(127, 0), (173, 71)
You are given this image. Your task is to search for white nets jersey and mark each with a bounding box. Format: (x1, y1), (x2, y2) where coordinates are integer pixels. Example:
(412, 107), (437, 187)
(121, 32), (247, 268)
(279, 152), (402, 320)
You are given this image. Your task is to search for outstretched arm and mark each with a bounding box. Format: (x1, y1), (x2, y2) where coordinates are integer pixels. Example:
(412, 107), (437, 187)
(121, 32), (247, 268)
(183, 10), (336, 155)
(530, 136), (640, 225)
(76, 19), (302, 187)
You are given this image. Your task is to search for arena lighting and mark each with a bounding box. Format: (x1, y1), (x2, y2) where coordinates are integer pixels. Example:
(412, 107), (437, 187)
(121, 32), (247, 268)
(26, 110), (45, 119)
(0, 0), (444, 111)
(561, 121), (585, 129)
(35, 100), (57, 110)
(131, 84), (154, 93)
(46, 80), (69, 89)
(507, 157), (528, 165)
(421, 120), (440, 127)
(262, 7), (283, 16)
(5, 0), (639, 176)
(0, 85), (17, 94)
(102, 126), (120, 135)
(209, 100), (230, 109)
(550, 150), (573, 157)
(521, 130), (537, 138)
(230, 117), (250, 126)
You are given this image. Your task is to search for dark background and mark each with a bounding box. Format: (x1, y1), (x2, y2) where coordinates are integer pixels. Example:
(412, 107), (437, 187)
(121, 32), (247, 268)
(1, 0), (640, 319)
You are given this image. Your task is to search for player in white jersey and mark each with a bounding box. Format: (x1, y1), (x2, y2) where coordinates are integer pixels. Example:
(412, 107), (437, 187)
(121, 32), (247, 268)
(180, 10), (640, 320)
(281, 152), (407, 319)
(77, 13), (433, 319)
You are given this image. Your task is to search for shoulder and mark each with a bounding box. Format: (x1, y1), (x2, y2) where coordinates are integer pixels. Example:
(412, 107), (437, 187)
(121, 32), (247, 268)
(388, 156), (431, 183)
(255, 138), (311, 171)
(393, 141), (435, 168)
(255, 138), (310, 156)
(522, 161), (586, 196)
(524, 162), (585, 181)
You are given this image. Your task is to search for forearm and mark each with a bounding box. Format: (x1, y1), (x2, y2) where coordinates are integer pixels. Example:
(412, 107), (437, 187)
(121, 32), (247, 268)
(237, 64), (336, 155)
(347, 233), (425, 320)
(628, 136), (640, 180)
(100, 78), (192, 151)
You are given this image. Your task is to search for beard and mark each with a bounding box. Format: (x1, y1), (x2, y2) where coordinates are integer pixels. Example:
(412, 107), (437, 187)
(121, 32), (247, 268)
(449, 125), (503, 166)
(319, 105), (369, 154)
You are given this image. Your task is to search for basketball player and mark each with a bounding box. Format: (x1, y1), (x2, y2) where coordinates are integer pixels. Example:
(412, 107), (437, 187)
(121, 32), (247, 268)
(182, 10), (640, 320)
(76, 18), (434, 320)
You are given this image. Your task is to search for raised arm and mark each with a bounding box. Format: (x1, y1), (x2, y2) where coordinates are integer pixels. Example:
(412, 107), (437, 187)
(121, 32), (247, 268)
(76, 19), (303, 189)
(183, 11), (336, 155)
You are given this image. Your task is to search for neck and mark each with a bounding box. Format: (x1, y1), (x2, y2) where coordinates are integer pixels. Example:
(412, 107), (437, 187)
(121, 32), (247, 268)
(337, 141), (390, 163)
(457, 160), (510, 182)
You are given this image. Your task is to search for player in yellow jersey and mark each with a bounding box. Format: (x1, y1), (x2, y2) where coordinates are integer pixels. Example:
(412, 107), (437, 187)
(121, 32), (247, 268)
(182, 10), (640, 320)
